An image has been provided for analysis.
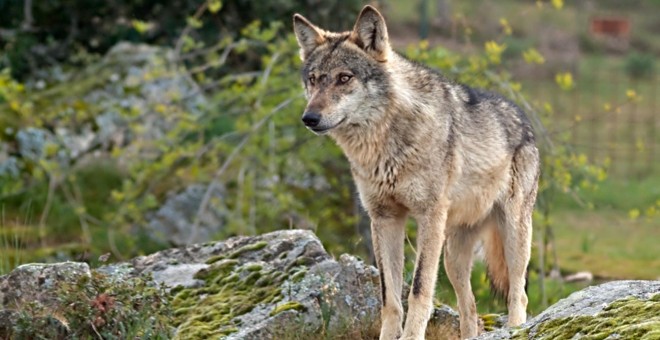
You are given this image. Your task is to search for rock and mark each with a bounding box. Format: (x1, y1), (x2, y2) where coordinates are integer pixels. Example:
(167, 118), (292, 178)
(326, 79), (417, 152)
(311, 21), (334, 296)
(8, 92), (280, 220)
(5, 231), (657, 340)
(146, 183), (227, 246)
(15, 127), (55, 162)
(427, 304), (461, 339)
(0, 262), (91, 309)
(476, 280), (660, 339)
(563, 271), (593, 283)
(122, 229), (381, 339)
(0, 262), (91, 336)
(1, 42), (206, 178)
(0, 230), (475, 339)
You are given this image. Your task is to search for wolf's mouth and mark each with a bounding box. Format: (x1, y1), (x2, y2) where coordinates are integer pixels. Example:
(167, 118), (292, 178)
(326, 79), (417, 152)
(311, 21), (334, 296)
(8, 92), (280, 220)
(310, 117), (346, 134)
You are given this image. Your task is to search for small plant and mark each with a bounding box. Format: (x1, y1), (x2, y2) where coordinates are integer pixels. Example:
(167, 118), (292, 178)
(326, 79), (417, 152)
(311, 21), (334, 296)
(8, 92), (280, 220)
(625, 53), (655, 79)
(10, 269), (173, 339)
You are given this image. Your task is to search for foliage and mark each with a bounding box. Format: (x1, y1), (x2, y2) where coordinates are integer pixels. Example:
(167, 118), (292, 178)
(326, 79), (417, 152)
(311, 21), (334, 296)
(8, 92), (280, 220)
(0, 0), (363, 79)
(10, 269), (172, 339)
(624, 52), (656, 80)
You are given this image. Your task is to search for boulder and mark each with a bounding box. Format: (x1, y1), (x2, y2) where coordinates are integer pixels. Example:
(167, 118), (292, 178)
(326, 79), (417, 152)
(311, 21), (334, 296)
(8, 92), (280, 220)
(5, 231), (656, 339)
(146, 183), (227, 246)
(122, 229), (465, 339)
(0, 262), (91, 336)
(125, 229), (382, 339)
(0, 262), (91, 309)
(476, 280), (660, 339)
(0, 41), (207, 192)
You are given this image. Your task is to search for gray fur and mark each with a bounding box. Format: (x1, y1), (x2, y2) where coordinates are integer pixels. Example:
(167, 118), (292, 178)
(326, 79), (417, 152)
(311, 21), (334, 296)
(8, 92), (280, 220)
(294, 5), (539, 340)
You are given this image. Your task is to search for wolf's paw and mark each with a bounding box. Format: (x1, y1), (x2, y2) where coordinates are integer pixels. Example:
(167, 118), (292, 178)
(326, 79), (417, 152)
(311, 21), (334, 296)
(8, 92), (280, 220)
(379, 325), (402, 340)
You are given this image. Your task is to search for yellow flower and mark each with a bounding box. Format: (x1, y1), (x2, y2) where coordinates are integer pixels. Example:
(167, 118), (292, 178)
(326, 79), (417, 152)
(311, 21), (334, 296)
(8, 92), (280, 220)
(131, 20), (153, 34)
(552, 0), (564, 9)
(555, 72), (574, 91)
(499, 18), (512, 36)
(208, 0), (222, 13)
(485, 41), (507, 64)
(523, 48), (545, 64)
(628, 209), (640, 220)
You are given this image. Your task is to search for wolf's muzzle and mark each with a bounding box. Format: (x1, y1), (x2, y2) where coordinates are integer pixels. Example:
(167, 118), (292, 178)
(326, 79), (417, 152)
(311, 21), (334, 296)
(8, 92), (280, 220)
(301, 112), (321, 128)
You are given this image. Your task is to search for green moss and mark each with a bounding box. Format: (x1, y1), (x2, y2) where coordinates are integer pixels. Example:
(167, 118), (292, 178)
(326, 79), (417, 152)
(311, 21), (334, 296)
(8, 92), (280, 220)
(480, 313), (500, 332)
(205, 254), (226, 264)
(171, 252), (289, 339)
(290, 269), (307, 282)
(227, 241), (268, 259)
(514, 294), (660, 340)
(243, 263), (263, 272)
(269, 301), (307, 317)
(293, 256), (314, 266)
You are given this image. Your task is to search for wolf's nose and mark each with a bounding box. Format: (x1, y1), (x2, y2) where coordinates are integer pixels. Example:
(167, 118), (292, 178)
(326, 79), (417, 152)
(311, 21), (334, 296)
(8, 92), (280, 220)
(302, 112), (321, 127)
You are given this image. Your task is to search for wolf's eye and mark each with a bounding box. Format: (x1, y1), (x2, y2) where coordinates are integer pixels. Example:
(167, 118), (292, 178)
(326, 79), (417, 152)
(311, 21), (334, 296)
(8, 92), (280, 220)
(308, 76), (316, 86)
(338, 74), (353, 84)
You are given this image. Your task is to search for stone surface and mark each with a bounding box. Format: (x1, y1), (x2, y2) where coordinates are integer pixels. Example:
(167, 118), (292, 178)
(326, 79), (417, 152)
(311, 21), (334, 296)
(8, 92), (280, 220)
(0, 262), (91, 309)
(146, 183), (227, 246)
(1, 42), (205, 179)
(0, 262), (91, 335)
(122, 229), (381, 339)
(475, 280), (660, 339)
(1, 232), (657, 339)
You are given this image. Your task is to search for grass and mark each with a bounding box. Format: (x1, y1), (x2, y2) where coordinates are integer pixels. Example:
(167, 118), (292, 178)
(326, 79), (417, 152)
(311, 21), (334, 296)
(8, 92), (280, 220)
(522, 55), (660, 178)
(0, 161), (167, 274)
(552, 210), (659, 280)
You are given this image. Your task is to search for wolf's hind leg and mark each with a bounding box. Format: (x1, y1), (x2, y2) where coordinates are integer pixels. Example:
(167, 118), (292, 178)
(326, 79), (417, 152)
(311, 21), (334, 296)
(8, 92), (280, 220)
(496, 203), (531, 326)
(499, 145), (539, 326)
(371, 213), (406, 340)
(444, 224), (480, 339)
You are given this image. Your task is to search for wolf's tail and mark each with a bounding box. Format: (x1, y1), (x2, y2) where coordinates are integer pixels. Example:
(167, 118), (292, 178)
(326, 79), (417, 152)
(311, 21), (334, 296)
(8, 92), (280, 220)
(483, 225), (510, 301)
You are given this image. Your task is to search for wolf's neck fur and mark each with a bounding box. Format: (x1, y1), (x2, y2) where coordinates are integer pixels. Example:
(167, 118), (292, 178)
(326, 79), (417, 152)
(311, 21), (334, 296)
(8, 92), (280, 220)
(332, 56), (444, 182)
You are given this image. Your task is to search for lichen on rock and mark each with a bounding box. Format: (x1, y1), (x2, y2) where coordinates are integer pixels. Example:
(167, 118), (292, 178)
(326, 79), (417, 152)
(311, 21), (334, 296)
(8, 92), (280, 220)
(122, 229), (380, 339)
(477, 280), (660, 340)
(172, 258), (287, 339)
(515, 294), (660, 340)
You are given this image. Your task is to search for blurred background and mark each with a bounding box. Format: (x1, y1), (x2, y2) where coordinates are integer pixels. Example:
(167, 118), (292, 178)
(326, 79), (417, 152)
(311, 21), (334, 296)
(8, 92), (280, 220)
(0, 0), (658, 314)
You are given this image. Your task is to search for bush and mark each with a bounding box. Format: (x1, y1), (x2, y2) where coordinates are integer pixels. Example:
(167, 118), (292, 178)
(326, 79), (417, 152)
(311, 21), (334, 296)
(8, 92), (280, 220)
(0, 0), (362, 79)
(624, 52), (656, 79)
(11, 270), (172, 339)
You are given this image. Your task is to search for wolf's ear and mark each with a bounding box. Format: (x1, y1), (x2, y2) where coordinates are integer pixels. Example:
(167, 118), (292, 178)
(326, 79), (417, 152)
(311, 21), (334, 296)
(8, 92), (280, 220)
(293, 14), (325, 61)
(351, 5), (390, 62)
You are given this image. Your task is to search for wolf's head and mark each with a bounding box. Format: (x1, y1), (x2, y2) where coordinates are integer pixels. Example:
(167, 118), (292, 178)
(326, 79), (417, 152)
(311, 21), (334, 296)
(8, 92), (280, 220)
(293, 6), (391, 135)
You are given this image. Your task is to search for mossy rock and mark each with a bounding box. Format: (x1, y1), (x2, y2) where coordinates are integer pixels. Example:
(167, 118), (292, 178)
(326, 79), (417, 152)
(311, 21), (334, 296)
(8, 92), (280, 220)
(124, 229), (381, 339)
(477, 280), (660, 340)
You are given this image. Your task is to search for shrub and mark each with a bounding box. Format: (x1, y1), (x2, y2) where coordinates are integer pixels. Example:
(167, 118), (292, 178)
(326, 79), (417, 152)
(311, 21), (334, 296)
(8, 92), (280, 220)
(624, 52), (655, 79)
(11, 269), (172, 339)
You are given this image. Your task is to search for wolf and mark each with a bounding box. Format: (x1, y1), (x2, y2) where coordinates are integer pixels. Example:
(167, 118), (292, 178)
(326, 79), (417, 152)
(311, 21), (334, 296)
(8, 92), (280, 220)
(293, 5), (539, 340)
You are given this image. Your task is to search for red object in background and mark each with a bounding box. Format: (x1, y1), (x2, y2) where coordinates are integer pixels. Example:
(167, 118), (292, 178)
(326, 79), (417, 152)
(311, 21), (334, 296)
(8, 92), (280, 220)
(590, 17), (631, 38)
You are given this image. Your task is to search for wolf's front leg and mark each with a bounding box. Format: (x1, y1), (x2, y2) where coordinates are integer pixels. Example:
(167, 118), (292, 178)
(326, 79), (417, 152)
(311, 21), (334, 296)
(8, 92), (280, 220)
(371, 214), (406, 340)
(402, 206), (448, 340)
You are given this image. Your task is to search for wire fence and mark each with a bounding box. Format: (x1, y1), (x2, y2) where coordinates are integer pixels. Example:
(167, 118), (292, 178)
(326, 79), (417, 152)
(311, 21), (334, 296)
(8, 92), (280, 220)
(524, 72), (659, 179)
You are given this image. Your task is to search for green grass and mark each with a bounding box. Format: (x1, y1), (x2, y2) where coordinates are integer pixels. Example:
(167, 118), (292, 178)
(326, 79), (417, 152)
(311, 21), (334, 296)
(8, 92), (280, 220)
(0, 161), (167, 274)
(553, 176), (660, 211)
(552, 210), (659, 280)
(523, 55), (659, 178)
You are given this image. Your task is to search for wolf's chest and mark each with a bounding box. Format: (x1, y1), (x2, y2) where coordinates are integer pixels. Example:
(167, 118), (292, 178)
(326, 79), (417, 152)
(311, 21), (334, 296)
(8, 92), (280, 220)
(351, 157), (401, 193)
